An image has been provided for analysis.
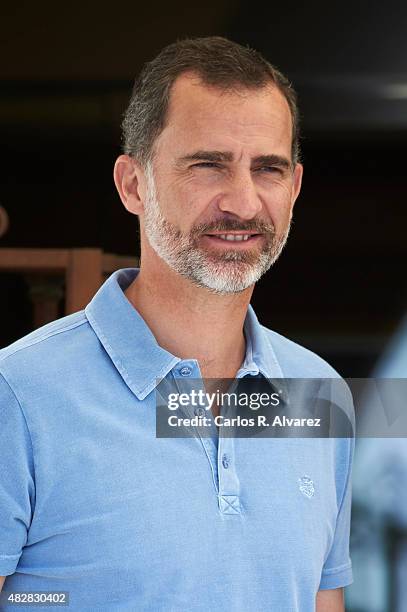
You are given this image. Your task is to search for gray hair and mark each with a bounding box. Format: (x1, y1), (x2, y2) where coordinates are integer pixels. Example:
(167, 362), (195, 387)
(122, 36), (301, 167)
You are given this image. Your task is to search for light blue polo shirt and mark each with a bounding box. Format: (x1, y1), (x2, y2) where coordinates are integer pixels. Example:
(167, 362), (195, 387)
(0, 268), (353, 611)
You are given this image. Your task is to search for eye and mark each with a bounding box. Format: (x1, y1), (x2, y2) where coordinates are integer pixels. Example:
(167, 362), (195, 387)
(256, 166), (283, 174)
(191, 162), (220, 169)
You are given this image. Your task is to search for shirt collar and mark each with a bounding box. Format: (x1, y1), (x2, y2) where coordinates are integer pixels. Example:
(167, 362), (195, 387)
(85, 268), (283, 400)
(241, 302), (284, 379)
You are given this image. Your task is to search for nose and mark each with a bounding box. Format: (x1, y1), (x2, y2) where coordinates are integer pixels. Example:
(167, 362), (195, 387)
(217, 169), (263, 220)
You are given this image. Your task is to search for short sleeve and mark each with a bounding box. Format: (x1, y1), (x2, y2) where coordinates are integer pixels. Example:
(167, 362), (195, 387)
(319, 435), (354, 590)
(0, 372), (35, 575)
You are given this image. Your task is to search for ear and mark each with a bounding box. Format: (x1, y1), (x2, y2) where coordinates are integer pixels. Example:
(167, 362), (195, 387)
(113, 155), (147, 215)
(291, 163), (303, 207)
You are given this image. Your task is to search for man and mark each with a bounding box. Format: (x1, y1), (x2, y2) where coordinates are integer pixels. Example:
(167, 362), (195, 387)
(0, 37), (353, 611)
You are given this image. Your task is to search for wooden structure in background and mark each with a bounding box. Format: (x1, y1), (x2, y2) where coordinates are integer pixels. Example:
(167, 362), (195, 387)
(0, 248), (138, 328)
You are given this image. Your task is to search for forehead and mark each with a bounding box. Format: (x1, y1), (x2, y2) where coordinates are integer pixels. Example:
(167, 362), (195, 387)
(154, 72), (293, 159)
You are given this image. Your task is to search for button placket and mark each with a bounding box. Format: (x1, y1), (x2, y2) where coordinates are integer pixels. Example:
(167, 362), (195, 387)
(170, 361), (243, 510)
(217, 436), (241, 515)
(171, 362), (219, 493)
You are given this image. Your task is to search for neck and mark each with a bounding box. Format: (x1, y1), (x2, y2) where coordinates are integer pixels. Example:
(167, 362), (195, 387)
(125, 257), (253, 379)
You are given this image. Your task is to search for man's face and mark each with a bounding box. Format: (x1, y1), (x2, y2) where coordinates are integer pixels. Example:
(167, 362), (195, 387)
(140, 73), (303, 293)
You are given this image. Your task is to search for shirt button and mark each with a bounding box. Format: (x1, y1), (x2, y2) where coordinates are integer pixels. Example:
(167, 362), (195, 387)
(194, 407), (206, 417)
(222, 454), (230, 469)
(179, 366), (192, 377)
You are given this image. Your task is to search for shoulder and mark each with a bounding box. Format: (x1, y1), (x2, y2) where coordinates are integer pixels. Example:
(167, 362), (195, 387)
(261, 325), (355, 439)
(0, 311), (92, 384)
(261, 325), (341, 378)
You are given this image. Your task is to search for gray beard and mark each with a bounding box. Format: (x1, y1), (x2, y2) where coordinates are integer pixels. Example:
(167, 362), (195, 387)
(142, 164), (291, 294)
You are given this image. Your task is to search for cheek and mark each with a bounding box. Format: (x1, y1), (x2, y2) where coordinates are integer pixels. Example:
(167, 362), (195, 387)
(161, 180), (212, 232)
(262, 182), (295, 227)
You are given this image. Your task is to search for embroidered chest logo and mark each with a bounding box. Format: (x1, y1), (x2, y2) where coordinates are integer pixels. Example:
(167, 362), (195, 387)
(298, 476), (315, 498)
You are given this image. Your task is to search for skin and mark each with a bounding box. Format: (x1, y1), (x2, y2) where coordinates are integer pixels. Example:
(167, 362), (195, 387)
(114, 73), (302, 380)
(316, 588), (345, 611)
(114, 72), (344, 611)
(0, 77), (345, 610)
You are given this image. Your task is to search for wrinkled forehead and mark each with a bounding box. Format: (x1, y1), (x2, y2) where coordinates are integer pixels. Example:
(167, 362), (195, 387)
(155, 72), (293, 160)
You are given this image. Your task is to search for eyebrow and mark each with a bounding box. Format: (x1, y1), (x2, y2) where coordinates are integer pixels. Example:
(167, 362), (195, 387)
(176, 150), (292, 170)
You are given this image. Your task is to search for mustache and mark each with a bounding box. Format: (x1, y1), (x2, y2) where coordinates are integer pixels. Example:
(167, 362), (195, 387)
(192, 218), (276, 235)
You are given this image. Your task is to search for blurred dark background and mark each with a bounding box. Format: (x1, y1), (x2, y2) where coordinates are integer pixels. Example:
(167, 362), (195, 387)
(1, 0), (406, 377)
(2, 3), (407, 610)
